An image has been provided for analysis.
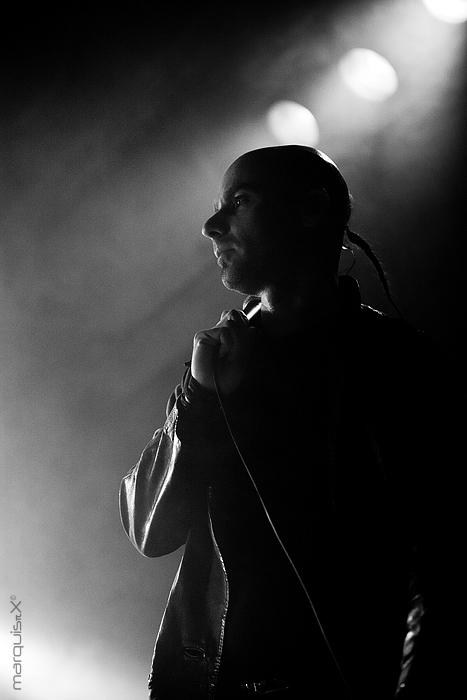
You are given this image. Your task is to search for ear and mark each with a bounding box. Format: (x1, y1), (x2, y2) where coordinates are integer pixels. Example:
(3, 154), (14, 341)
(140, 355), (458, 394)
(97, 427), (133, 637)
(300, 188), (331, 228)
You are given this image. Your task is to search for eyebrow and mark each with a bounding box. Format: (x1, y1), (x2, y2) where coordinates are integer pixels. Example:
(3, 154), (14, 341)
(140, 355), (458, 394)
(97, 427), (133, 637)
(213, 182), (261, 212)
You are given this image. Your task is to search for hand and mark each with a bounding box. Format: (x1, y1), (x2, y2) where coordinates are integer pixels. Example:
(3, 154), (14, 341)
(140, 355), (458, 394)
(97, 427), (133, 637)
(191, 309), (256, 394)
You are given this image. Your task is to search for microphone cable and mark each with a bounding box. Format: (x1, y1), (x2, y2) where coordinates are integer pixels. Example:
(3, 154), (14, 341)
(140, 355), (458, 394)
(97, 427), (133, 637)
(213, 366), (354, 700)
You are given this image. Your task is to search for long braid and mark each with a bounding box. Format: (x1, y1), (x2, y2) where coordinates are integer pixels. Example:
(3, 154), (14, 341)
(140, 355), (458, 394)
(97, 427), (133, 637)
(345, 226), (404, 320)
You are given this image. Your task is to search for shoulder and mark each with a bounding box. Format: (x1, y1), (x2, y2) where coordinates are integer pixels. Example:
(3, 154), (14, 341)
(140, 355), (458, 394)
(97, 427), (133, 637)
(338, 276), (434, 364)
(356, 304), (437, 363)
(353, 305), (458, 408)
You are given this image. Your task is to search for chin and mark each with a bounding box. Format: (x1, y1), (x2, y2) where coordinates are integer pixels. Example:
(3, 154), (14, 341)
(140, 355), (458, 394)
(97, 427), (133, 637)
(221, 270), (259, 296)
(221, 273), (244, 294)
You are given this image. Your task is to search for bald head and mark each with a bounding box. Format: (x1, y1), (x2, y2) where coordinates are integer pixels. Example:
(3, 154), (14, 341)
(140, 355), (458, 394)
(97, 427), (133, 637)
(225, 145), (351, 229)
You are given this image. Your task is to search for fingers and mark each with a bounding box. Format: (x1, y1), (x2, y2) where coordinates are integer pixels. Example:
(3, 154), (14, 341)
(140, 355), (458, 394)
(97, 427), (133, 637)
(192, 309), (255, 392)
(218, 326), (237, 358)
(192, 328), (224, 389)
(193, 320), (244, 362)
(193, 325), (236, 357)
(193, 327), (222, 348)
(217, 308), (248, 327)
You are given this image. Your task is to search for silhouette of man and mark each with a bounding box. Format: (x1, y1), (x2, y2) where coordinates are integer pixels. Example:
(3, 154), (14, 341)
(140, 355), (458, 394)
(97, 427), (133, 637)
(120, 146), (460, 699)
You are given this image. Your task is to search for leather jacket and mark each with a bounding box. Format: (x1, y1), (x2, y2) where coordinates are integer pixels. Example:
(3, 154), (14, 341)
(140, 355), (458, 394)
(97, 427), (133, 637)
(120, 278), (460, 699)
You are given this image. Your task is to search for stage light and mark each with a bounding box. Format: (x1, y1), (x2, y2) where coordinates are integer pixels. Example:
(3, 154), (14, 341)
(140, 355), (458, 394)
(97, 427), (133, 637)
(422, 0), (467, 23)
(266, 100), (319, 145)
(338, 48), (398, 102)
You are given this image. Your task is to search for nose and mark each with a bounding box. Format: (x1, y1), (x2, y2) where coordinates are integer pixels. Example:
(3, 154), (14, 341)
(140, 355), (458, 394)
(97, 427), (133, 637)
(202, 210), (226, 239)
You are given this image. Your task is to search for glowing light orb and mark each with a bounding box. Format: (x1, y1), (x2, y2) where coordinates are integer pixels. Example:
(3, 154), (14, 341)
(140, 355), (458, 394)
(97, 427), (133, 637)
(266, 100), (319, 145)
(422, 0), (467, 23)
(339, 49), (398, 102)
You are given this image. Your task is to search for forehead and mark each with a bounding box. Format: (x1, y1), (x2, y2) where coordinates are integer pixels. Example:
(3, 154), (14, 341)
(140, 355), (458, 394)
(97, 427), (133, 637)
(220, 154), (277, 197)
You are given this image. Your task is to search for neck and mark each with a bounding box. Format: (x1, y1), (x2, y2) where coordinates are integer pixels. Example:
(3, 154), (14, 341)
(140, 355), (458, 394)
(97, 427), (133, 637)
(259, 274), (339, 337)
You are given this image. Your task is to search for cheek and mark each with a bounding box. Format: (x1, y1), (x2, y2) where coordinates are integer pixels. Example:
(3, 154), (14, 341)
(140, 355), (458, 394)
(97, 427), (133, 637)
(262, 210), (300, 250)
(264, 200), (299, 232)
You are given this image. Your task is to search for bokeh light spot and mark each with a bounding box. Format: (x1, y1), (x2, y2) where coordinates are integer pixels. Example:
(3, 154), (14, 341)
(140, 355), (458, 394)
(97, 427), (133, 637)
(339, 48), (398, 102)
(422, 0), (467, 23)
(266, 100), (320, 145)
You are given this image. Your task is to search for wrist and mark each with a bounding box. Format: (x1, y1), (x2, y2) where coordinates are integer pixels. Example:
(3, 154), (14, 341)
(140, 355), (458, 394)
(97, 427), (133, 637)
(183, 373), (217, 404)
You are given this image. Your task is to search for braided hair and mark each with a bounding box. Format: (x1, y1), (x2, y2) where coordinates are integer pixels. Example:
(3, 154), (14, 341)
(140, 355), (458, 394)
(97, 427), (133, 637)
(269, 145), (403, 318)
(344, 226), (404, 319)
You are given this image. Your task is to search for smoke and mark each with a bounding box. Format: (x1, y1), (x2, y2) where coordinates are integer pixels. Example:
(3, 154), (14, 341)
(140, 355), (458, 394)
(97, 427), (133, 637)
(0, 47), (231, 700)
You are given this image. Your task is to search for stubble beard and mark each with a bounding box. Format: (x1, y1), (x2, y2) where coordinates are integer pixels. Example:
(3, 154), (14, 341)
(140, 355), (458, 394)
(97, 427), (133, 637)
(219, 258), (264, 296)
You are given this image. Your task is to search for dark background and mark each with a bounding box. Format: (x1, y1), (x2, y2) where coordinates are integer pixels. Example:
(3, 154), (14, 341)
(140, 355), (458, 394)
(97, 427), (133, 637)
(1, 1), (465, 698)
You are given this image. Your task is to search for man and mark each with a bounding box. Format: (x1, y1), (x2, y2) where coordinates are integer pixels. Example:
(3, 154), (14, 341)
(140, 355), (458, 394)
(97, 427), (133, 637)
(120, 146), (459, 699)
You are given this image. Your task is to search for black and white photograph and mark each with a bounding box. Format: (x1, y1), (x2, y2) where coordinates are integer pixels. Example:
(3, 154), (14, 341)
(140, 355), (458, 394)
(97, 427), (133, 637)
(1, 1), (465, 698)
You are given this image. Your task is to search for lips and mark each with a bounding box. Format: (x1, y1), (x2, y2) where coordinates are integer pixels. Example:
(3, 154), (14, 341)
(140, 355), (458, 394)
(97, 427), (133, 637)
(215, 248), (235, 268)
(214, 247), (234, 259)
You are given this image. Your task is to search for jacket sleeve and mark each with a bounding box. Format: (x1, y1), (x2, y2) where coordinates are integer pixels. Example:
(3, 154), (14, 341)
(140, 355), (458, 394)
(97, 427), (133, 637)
(119, 368), (227, 557)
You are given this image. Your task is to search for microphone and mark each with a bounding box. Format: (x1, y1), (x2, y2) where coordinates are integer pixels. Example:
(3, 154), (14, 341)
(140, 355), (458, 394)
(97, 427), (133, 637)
(242, 296), (262, 324)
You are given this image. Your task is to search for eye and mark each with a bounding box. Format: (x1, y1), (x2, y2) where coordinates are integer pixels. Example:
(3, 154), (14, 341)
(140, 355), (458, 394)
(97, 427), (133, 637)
(232, 193), (248, 208)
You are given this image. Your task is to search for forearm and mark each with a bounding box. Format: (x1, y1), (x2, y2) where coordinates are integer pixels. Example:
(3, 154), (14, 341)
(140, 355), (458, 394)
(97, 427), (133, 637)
(119, 419), (190, 557)
(119, 373), (227, 557)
